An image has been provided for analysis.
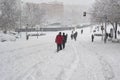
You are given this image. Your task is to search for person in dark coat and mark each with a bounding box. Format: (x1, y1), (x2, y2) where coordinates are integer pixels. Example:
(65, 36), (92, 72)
(74, 31), (78, 41)
(81, 29), (83, 34)
(104, 33), (108, 43)
(62, 33), (67, 49)
(91, 34), (94, 42)
(26, 34), (29, 40)
(55, 32), (63, 52)
(71, 31), (74, 40)
(65, 34), (68, 43)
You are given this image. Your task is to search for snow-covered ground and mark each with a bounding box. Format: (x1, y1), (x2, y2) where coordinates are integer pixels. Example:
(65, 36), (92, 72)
(0, 32), (17, 42)
(0, 27), (120, 80)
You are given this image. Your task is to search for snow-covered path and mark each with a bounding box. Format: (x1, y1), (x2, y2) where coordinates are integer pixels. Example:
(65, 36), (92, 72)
(70, 41), (114, 80)
(70, 28), (120, 80)
(0, 27), (120, 80)
(0, 31), (78, 80)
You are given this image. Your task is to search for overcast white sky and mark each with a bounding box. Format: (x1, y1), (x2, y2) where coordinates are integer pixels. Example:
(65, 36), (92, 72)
(23, 0), (95, 5)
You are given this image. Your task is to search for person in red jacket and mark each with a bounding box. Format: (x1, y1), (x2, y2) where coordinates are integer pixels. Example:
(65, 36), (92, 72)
(55, 32), (63, 52)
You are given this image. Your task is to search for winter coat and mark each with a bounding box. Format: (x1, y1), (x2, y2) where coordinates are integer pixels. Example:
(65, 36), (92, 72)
(62, 35), (66, 43)
(55, 35), (63, 44)
(74, 32), (78, 38)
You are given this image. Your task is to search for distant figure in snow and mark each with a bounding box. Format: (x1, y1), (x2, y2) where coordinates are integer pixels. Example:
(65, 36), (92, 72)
(74, 31), (78, 41)
(71, 31), (74, 40)
(104, 33), (108, 43)
(91, 34), (94, 42)
(55, 32), (63, 52)
(81, 29), (83, 34)
(26, 34), (29, 40)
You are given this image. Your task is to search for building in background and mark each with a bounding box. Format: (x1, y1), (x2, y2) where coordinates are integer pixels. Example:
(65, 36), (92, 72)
(40, 1), (64, 24)
(22, 1), (91, 28)
(21, 1), (64, 27)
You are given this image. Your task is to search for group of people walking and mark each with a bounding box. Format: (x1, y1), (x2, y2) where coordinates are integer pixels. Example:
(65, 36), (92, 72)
(71, 31), (78, 41)
(55, 32), (68, 52)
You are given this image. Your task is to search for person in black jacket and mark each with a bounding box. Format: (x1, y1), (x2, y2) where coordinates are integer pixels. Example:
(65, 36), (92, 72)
(91, 34), (94, 42)
(65, 34), (68, 43)
(104, 33), (108, 43)
(62, 33), (67, 49)
(71, 31), (74, 40)
(74, 31), (78, 41)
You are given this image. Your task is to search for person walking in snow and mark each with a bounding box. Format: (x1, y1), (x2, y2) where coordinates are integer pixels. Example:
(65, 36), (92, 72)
(55, 32), (63, 52)
(62, 33), (67, 49)
(81, 29), (83, 34)
(91, 34), (94, 42)
(74, 31), (78, 41)
(71, 31), (74, 40)
(104, 33), (108, 43)
(65, 34), (68, 43)
(26, 34), (29, 40)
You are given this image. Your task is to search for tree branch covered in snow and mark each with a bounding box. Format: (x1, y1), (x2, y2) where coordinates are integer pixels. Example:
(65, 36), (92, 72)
(0, 0), (20, 31)
(22, 2), (46, 27)
(91, 0), (120, 39)
(91, 0), (120, 24)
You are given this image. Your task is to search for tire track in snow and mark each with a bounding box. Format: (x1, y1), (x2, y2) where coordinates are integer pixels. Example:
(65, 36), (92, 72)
(78, 41), (115, 80)
(13, 43), (55, 80)
(1, 43), (54, 80)
(71, 41), (98, 80)
(56, 41), (80, 80)
(16, 61), (43, 80)
(99, 57), (115, 80)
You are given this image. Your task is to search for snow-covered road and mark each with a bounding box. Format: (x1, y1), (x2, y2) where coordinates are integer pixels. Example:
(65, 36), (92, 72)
(70, 41), (115, 80)
(0, 27), (120, 80)
(70, 28), (120, 80)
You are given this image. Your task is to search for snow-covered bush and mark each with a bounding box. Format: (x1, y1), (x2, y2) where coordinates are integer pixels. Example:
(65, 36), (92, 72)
(0, 32), (17, 42)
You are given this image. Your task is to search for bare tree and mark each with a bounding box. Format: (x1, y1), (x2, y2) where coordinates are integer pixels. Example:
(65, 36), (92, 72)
(22, 3), (46, 28)
(91, 0), (120, 39)
(0, 0), (20, 31)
